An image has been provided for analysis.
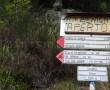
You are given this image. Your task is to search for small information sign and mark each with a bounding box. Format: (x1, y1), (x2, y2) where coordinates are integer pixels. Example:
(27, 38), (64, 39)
(77, 66), (108, 82)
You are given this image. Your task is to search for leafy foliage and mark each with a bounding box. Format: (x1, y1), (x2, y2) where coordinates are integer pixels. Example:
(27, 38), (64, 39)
(0, 0), (110, 90)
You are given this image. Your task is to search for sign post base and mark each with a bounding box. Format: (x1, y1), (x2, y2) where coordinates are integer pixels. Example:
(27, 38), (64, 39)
(90, 81), (96, 90)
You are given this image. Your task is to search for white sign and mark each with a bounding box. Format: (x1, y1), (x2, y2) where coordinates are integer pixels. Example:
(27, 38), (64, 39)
(64, 35), (110, 50)
(60, 16), (110, 36)
(77, 66), (108, 82)
(56, 50), (110, 65)
(64, 50), (110, 65)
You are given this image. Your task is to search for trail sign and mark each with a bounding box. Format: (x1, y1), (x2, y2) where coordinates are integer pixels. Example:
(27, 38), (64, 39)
(56, 50), (110, 65)
(57, 35), (110, 50)
(59, 12), (110, 89)
(60, 16), (110, 36)
(77, 66), (108, 82)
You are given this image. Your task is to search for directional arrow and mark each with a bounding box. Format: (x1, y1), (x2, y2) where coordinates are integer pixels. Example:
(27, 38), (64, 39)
(56, 51), (64, 62)
(56, 50), (110, 65)
(57, 35), (110, 50)
(57, 37), (64, 48)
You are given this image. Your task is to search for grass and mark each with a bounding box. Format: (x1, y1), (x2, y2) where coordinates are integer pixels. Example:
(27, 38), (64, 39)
(52, 80), (79, 90)
(0, 69), (29, 90)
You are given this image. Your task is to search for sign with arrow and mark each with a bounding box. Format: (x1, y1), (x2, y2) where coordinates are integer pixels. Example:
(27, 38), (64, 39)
(59, 13), (110, 89)
(77, 66), (108, 82)
(57, 35), (110, 50)
(56, 50), (110, 65)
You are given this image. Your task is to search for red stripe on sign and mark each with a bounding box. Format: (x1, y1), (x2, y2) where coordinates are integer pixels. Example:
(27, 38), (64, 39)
(56, 51), (64, 62)
(57, 37), (64, 48)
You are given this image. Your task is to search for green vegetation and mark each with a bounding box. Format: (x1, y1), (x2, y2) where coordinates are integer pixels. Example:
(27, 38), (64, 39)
(53, 80), (78, 90)
(0, 0), (110, 90)
(0, 0), (60, 89)
(0, 68), (29, 90)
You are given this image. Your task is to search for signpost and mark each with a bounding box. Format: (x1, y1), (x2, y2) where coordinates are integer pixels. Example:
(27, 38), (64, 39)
(57, 35), (110, 50)
(56, 50), (110, 65)
(77, 66), (108, 82)
(57, 12), (110, 90)
(90, 82), (96, 90)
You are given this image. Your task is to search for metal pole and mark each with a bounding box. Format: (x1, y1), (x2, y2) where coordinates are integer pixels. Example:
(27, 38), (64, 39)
(90, 81), (96, 90)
